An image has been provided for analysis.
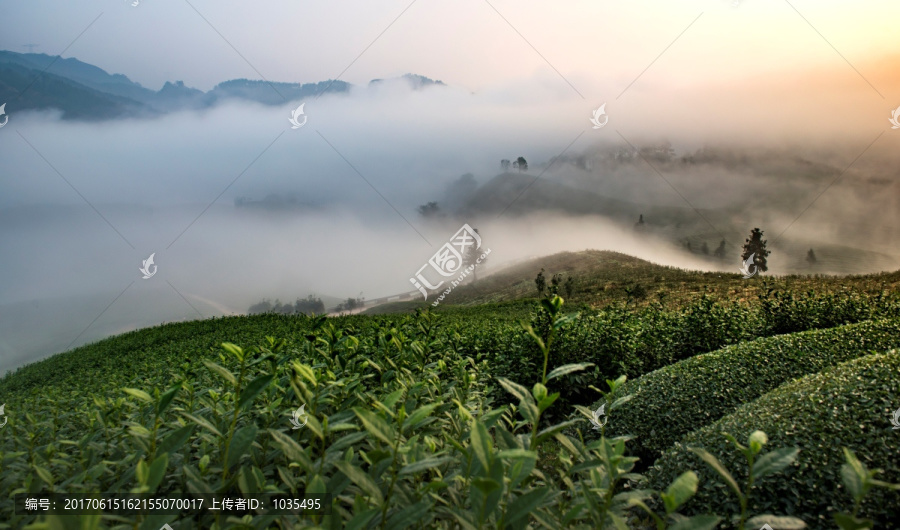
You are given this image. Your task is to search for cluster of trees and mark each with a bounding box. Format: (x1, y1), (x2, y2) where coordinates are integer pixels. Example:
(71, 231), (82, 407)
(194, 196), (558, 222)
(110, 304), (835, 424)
(334, 295), (365, 313)
(500, 157), (528, 172)
(682, 228), (816, 272)
(535, 268), (575, 299)
(247, 295), (325, 315)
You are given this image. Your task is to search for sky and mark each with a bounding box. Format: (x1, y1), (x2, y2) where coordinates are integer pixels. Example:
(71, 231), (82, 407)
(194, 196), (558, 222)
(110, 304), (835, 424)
(1, 0), (899, 371)
(1, 0), (898, 94)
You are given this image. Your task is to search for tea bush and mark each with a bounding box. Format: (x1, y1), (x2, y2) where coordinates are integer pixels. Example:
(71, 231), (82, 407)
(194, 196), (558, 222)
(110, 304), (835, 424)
(604, 318), (900, 464)
(646, 349), (900, 527)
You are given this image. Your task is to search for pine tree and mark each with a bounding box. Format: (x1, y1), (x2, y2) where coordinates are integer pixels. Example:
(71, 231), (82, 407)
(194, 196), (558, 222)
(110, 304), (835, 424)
(741, 228), (770, 273)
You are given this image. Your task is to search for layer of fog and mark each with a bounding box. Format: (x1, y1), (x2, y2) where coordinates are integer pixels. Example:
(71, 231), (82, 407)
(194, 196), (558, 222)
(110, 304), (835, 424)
(1, 61), (898, 373)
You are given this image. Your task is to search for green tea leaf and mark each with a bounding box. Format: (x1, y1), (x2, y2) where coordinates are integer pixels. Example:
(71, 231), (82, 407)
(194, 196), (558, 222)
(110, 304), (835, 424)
(689, 447), (742, 499)
(334, 461), (384, 505)
(546, 362), (593, 381)
(669, 515), (722, 530)
(221, 342), (244, 362)
(353, 408), (396, 446)
(661, 471), (698, 514)
(399, 456), (454, 475)
(404, 404), (437, 432)
(497, 377), (534, 405)
(470, 421), (493, 470)
(833, 513), (874, 530)
(123, 388), (153, 403)
(146, 453), (168, 493)
(385, 499), (433, 530)
(182, 413), (222, 438)
(752, 446), (799, 481)
(156, 385), (180, 416)
(156, 425), (194, 456)
(202, 360), (237, 386)
(504, 486), (549, 526)
(226, 424), (258, 470)
(238, 374), (274, 410)
(745, 514), (807, 529)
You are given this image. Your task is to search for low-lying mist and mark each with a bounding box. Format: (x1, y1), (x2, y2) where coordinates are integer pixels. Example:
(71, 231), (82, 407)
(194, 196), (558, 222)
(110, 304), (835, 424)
(2, 61), (898, 373)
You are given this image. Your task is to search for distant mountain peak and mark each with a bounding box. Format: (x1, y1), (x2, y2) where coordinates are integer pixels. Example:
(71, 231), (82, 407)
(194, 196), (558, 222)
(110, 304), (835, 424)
(368, 73), (446, 90)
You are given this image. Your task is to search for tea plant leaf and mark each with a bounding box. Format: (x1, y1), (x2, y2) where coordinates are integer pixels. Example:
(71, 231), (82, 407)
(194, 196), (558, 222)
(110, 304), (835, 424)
(146, 453), (169, 493)
(497, 449), (535, 460)
(385, 498), (432, 530)
(221, 342), (244, 361)
(404, 403), (437, 432)
(293, 361), (317, 386)
(156, 425), (194, 456)
(840, 447), (865, 499)
(504, 486), (549, 526)
(183, 413), (222, 438)
(746, 514), (807, 528)
(689, 447), (742, 499)
(33, 465), (54, 486)
(238, 374), (274, 410)
(752, 446), (799, 481)
(833, 513), (874, 530)
(122, 388), (152, 403)
(399, 456), (454, 475)
(546, 362), (593, 382)
(471, 477), (501, 495)
(669, 515), (722, 530)
(202, 360), (236, 386)
(226, 424), (258, 470)
(353, 408), (396, 446)
(345, 509), (380, 530)
(661, 470), (698, 514)
(470, 421), (494, 470)
(156, 385), (180, 416)
(496, 377), (534, 405)
(334, 461), (384, 504)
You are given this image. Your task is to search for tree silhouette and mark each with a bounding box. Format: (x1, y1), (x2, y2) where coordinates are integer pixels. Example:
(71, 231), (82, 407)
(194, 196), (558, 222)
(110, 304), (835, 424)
(713, 240), (727, 259)
(806, 248), (817, 265)
(535, 268), (546, 297)
(741, 228), (770, 273)
(463, 228), (486, 282)
(417, 202), (441, 218)
(516, 156), (528, 172)
(500, 159), (511, 172)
